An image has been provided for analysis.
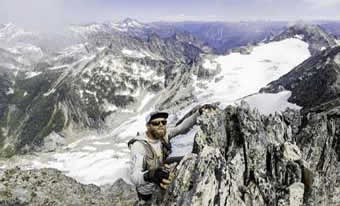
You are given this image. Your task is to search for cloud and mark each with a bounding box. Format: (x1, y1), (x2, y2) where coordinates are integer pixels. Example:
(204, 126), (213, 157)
(0, 0), (70, 31)
(302, 0), (340, 8)
(0, 0), (118, 31)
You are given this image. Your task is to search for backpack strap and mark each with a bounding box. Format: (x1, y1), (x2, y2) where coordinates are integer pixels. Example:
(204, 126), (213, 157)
(160, 138), (172, 160)
(128, 138), (159, 171)
(127, 138), (138, 148)
(128, 136), (172, 165)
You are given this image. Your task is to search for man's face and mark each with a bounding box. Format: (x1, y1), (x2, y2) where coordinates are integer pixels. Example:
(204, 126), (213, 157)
(147, 118), (167, 140)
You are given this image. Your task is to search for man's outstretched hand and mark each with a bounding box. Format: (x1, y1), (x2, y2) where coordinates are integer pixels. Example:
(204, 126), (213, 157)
(199, 103), (218, 115)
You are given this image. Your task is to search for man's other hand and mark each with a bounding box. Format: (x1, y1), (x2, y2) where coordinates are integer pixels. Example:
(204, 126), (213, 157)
(144, 167), (169, 185)
(159, 164), (175, 189)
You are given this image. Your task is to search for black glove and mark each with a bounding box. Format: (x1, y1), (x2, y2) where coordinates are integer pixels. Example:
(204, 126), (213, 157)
(144, 167), (169, 185)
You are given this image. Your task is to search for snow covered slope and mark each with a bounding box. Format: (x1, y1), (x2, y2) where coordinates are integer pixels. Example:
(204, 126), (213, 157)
(195, 38), (310, 111)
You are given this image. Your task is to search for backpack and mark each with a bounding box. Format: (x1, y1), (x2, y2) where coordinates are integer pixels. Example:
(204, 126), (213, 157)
(128, 137), (172, 171)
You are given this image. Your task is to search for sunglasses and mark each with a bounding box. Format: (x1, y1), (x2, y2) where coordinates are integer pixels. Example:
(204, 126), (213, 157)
(150, 120), (167, 126)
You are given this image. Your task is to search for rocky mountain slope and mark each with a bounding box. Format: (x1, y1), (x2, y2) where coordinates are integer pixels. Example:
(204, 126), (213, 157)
(261, 45), (340, 113)
(0, 29), (204, 157)
(270, 23), (338, 55)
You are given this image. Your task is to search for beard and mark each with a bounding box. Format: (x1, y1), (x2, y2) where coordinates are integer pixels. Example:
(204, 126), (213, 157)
(150, 127), (166, 139)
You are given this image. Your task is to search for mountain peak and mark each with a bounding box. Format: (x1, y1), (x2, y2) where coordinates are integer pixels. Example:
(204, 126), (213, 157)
(271, 23), (337, 55)
(286, 23), (329, 37)
(119, 18), (144, 28)
(121, 17), (137, 23)
(0, 22), (20, 32)
(0, 22), (35, 42)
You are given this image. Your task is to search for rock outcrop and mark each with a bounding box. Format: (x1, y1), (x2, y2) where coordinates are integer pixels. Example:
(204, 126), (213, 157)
(151, 103), (340, 206)
(0, 167), (137, 206)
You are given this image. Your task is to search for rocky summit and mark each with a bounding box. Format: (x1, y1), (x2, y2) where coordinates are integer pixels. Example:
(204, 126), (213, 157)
(146, 102), (339, 206)
(0, 102), (340, 205)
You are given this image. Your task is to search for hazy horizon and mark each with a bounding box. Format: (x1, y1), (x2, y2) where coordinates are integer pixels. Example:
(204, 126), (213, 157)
(1, 0), (340, 32)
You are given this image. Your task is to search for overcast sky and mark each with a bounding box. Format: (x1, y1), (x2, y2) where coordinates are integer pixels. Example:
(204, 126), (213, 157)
(1, 0), (340, 31)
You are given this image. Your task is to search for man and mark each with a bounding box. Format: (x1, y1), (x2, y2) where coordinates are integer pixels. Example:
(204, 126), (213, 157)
(128, 110), (199, 202)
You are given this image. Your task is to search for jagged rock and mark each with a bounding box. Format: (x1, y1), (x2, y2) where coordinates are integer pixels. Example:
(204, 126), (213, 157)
(282, 142), (301, 161)
(150, 103), (340, 206)
(152, 147), (245, 206)
(192, 105), (228, 156)
(102, 178), (138, 206)
(286, 183), (304, 206)
(0, 167), (137, 206)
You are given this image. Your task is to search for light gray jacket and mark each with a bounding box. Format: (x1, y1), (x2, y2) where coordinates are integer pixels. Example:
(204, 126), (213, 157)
(129, 111), (198, 195)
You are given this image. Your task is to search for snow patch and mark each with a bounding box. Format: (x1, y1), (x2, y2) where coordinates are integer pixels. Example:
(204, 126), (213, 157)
(93, 142), (110, 145)
(138, 93), (155, 112)
(238, 91), (301, 115)
(43, 89), (56, 96)
(48, 65), (69, 70)
(45, 150), (130, 185)
(122, 49), (146, 58)
(103, 99), (118, 112)
(336, 39), (340, 45)
(6, 88), (14, 95)
(294, 34), (304, 40)
(25, 72), (41, 79)
(203, 58), (218, 70)
(82, 146), (97, 151)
